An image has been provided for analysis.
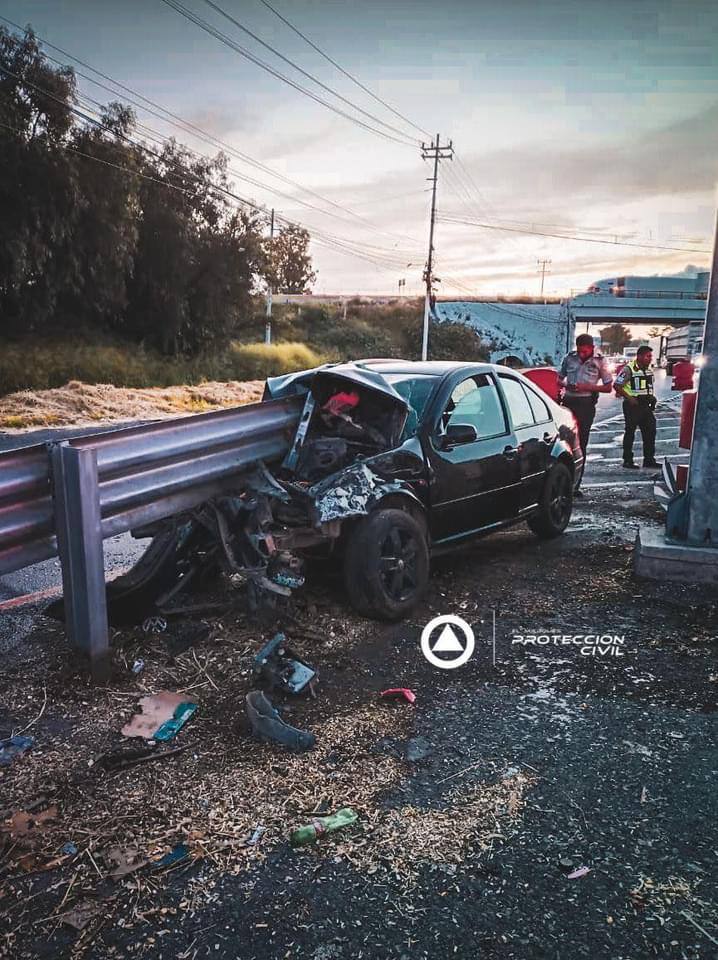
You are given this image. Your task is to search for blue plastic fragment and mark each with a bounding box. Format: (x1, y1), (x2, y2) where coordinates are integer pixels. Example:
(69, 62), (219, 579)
(152, 844), (190, 870)
(153, 702), (197, 742)
(0, 735), (34, 766)
(62, 842), (78, 856)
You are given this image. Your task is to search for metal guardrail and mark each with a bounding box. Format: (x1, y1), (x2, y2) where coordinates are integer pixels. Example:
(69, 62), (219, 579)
(0, 396), (304, 677)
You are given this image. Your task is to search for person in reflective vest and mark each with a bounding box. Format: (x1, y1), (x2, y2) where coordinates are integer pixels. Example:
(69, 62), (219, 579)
(614, 346), (659, 469)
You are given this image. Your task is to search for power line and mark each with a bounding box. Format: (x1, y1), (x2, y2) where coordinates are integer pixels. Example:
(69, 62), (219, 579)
(0, 17), (425, 258)
(156, 0), (416, 147)
(255, 0), (431, 140)
(0, 78), (413, 274)
(199, 0), (420, 144)
(437, 214), (711, 255)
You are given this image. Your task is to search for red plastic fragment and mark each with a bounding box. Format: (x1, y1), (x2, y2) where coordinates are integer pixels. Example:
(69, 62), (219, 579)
(380, 688), (417, 704)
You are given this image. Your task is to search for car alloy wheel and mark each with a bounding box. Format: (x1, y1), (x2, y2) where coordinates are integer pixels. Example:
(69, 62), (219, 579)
(378, 526), (419, 602)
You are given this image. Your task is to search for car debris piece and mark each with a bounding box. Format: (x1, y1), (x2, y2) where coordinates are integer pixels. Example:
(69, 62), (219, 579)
(253, 632), (317, 695)
(0, 735), (34, 766)
(245, 691), (316, 752)
(153, 702), (197, 742)
(152, 843), (190, 870)
(289, 808), (358, 847)
(131, 659), (145, 674)
(380, 688), (416, 704)
(121, 691), (197, 740)
(62, 842), (78, 856)
(567, 866), (591, 879)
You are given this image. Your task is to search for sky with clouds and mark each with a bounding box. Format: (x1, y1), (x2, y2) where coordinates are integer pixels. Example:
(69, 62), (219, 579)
(3, 0), (717, 296)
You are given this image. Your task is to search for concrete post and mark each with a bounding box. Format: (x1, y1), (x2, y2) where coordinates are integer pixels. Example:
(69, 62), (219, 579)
(684, 211), (718, 546)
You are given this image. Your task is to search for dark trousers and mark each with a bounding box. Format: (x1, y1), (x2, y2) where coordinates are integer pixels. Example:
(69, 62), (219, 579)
(623, 400), (656, 464)
(562, 396), (596, 458)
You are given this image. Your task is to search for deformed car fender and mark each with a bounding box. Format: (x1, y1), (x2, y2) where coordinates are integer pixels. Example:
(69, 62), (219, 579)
(309, 461), (424, 524)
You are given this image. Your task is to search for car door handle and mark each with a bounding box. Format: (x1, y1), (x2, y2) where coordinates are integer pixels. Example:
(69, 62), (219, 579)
(503, 445), (519, 458)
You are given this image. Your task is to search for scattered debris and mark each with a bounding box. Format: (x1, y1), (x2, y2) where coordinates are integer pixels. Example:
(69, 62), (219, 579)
(253, 632), (317, 694)
(290, 808), (358, 847)
(245, 691), (316, 752)
(131, 658), (145, 674)
(61, 899), (105, 931)
(97, 742), (190, 772)
(0, 735), (34, 766)
(152, 844), (190, 871)
(61, 842), (78, 856)
(247, 826), (266, 846)
(106, 845), (149, 880)
(380, 688), (416, 704)
(121, 692), (197, 740)
(567, 866), (591, 879)
(1, 805), (58, 839)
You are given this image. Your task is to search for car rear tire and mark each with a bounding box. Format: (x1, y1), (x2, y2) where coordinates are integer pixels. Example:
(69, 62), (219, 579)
(527, 462), (573, 539)
(343, 508), (429, 621)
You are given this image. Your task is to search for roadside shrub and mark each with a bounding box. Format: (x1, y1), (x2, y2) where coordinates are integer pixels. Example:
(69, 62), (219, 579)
(226, 342), (327, 380)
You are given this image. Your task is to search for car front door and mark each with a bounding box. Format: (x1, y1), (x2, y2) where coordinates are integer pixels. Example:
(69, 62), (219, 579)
(425, 373), (521, 543)
(497, 375), (554, 512)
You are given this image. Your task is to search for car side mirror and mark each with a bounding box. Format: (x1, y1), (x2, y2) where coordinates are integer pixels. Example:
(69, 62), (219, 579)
(441, 423), (478, 448)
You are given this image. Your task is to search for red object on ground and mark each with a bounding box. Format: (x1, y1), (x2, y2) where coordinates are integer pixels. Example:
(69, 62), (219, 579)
(676, 464), (689, 492)
(520, 367), (560, 402)
(380, 688), (417, 704)
(679, 389), (697, 449)
(672, 359), (695, 391)
(323, 390), (360, 416)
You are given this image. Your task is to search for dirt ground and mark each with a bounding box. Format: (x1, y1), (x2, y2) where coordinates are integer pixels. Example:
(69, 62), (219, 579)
(0, 380), (265, 431)
(1, 481), (717, 960)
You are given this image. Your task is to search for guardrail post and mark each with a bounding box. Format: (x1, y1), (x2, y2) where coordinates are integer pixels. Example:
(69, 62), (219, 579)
(51, 443), (110, 682)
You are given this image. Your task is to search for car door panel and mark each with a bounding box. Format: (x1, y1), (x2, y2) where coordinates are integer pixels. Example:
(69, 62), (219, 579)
(425, 373), (521, 542)
(498, 375), (554, 511)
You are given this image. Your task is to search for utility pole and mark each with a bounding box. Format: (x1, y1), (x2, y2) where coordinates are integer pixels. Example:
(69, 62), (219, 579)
(420, 134), (453, 361)
(265, 208), (275, 346)
(537, 258), (552, 301)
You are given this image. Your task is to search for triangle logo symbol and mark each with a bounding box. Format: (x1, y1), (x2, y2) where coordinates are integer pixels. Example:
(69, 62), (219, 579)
(431, 624), (465, 653)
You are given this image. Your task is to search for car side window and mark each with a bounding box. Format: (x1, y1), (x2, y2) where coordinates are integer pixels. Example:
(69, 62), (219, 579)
(440, 374), (507, 439)
(499, 375), (534, 429)
(524, 384), (551, 423)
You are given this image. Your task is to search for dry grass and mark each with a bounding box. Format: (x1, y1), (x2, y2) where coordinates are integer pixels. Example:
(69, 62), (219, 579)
(0, 379), (265, 430)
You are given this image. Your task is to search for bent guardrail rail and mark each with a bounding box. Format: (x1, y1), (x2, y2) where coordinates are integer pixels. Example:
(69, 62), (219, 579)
(0, 396), (304, 678)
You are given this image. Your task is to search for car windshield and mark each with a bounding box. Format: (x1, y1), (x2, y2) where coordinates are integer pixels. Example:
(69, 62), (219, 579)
(383, 375), (437, 439)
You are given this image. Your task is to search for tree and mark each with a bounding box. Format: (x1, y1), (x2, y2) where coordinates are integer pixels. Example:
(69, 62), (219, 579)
(266, 224), (316, 294)
(0, 27), (79, 334)
(598, 324), (632, 354)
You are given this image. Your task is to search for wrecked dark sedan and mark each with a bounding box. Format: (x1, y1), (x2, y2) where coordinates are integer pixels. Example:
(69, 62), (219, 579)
(96, 361), (582, 624)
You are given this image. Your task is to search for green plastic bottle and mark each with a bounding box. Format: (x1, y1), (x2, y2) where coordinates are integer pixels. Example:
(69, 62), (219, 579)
(290, 807), (358, 847)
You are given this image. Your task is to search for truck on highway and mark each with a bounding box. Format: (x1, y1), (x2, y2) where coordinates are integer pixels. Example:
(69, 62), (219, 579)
(663, 321), (704, 373)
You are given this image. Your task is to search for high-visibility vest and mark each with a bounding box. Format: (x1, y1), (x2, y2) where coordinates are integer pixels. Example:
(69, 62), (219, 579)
(622, 360), (654, 398)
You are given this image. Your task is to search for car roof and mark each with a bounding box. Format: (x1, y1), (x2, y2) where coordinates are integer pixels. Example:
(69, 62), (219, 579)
(359, 360), (496, 377)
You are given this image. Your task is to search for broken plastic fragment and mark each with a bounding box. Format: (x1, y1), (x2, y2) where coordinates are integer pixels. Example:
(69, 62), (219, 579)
(380, 688), (416, 704)
(567, 866), (590, 879)
(152, 844), (190, 870)
(121, 691), (196, 740)
(245, 691), (316, 752)
(153, 702), (197, 742)
(253, 633), (316, 695)
(0, 735), (34, 766)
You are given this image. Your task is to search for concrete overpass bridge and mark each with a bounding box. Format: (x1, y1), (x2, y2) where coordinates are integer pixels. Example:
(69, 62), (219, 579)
(569, 293), (707, 327)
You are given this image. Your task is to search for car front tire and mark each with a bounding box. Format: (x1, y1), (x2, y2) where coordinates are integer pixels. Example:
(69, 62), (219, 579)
(527, 462), (574, 539)
(343, 508), (429, 621)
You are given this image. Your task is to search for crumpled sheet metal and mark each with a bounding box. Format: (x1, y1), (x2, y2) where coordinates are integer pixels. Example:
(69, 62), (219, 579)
(310, 462), (405, 523)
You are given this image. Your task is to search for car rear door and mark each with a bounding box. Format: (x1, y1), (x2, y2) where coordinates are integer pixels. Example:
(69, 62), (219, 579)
(497, 374), (555, 512)
(425, 372), (521, 543)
